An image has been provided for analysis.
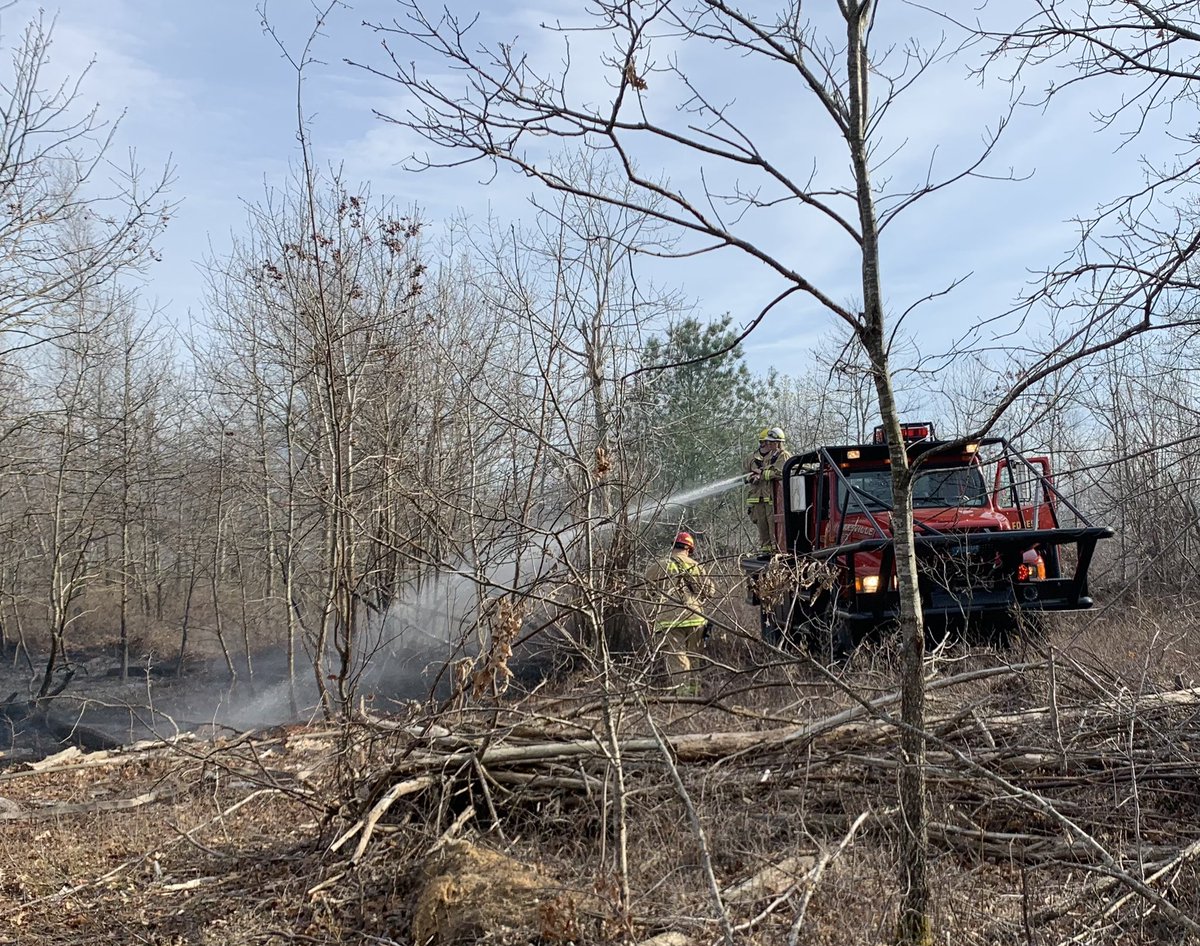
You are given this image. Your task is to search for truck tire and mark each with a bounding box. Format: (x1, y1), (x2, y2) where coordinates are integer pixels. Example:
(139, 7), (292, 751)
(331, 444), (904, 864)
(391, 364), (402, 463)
(829, 615), (857, 662)
(796, 599), (855, 664)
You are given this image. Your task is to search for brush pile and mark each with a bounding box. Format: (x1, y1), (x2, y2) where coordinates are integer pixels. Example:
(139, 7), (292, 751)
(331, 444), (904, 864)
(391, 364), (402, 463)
(6, 626), (1200, 945)
(331, 647), (1200, 943)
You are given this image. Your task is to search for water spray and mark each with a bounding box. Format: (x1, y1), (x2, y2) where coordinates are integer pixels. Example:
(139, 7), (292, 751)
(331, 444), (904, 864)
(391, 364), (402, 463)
(632, 474), (745, 522)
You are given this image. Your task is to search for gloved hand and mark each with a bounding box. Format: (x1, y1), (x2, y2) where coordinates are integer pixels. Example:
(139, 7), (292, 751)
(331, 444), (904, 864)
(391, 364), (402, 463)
(746, 471), (761, 484)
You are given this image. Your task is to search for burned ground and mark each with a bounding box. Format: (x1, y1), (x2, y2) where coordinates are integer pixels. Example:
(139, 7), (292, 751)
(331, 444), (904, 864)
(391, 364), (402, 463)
(3, 606), (1200, 945)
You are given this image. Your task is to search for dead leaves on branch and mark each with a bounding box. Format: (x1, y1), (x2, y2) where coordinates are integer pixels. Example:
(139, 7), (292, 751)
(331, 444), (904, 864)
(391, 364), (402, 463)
(623, 58), (648, 91)
(451, 595), (524, 706)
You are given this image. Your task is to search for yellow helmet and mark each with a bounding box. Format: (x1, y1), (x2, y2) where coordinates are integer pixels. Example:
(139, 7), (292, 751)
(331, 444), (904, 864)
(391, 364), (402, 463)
(759, 426), (785, 442)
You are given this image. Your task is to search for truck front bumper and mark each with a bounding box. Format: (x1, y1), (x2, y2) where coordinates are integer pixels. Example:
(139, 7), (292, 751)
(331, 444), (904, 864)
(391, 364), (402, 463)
(840, 578), (1094, 627)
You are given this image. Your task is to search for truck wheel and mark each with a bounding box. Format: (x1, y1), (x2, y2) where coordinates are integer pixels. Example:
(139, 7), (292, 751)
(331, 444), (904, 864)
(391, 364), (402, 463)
(799, 608), (855, 664)
(830, 617), (857, 661)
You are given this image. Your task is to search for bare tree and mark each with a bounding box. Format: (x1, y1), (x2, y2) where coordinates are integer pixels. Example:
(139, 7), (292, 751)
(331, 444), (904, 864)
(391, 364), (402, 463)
(201, 170), (429, 716)
(0, 14), (171, 357)
(933, 3), (1200, 398)
(98, 308), (172, 679)
(22, 289), (127, 700)
(353, 3), (1026, 938)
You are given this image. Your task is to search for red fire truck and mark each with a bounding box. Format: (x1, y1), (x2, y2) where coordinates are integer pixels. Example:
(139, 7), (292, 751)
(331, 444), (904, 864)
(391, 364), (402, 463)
(740, 422), (1113, 654)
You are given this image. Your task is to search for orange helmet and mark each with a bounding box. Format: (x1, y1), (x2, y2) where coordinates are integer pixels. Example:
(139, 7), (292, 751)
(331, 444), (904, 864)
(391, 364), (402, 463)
(674, 531), (695, 550)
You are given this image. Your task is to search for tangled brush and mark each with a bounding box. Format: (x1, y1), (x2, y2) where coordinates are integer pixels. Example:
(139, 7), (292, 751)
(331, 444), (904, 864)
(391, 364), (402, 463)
(752, 555), (837, 610)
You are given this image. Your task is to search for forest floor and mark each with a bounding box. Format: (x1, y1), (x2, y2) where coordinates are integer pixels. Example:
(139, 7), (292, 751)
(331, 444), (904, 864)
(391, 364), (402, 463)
(3, 602), (1200, 945)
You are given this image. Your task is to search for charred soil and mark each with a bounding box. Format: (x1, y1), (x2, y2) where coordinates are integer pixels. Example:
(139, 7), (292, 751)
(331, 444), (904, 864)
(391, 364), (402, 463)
(3, 608), (1200, 944)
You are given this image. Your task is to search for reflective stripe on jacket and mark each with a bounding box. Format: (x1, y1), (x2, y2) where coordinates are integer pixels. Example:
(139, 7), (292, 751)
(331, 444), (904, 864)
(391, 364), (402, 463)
(644, 551), (715, 629)
(744, 446), (791, 504)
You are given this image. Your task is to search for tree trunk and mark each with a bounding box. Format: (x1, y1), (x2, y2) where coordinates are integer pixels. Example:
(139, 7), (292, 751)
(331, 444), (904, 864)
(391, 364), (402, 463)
(845, 7), (930, 943)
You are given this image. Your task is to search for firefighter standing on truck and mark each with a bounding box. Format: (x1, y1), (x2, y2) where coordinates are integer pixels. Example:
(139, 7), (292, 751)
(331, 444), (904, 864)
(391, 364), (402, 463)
(644, 531), (715, 695)
(745, 427), (790, 551)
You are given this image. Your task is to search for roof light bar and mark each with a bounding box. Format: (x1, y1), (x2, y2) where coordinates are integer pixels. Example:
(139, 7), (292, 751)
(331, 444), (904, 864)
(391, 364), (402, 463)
(871, 422), (936, 444)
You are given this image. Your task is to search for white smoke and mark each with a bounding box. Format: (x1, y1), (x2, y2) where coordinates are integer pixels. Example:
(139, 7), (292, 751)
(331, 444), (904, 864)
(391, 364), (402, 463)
(48, 476), (751, 746)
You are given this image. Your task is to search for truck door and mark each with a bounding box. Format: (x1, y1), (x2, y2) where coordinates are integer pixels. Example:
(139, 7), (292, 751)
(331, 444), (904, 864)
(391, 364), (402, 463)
(785, 471), (817, 553)
(993, 456), (1058, 530)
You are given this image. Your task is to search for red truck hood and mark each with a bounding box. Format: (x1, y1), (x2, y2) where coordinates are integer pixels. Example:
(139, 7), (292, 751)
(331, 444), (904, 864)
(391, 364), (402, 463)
(845, 507), (1011, 537)
(913, 507), (1010, 531)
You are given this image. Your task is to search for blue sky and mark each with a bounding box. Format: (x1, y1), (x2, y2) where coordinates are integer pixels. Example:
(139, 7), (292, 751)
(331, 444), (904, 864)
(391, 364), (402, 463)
(16, 1), (1179, 378)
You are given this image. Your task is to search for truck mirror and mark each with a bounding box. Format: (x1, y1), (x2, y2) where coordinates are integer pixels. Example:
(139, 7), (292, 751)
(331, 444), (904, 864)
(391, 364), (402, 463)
(789, 474), (808, 512)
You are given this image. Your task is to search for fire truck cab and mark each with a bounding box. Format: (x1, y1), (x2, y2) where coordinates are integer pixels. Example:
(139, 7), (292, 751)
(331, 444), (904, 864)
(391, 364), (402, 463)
(740, 422), (1113, 653)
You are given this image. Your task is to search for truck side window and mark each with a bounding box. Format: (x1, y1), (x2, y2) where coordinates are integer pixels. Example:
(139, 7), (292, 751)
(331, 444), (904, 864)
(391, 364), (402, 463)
(997, 468), (1034, 508)
(788, 473), (809, 513)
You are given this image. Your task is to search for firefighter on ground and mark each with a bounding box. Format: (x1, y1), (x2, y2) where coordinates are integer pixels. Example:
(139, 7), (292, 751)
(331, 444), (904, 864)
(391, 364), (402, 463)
(644, 531), (715, 694)
(744, 426), (791, 551)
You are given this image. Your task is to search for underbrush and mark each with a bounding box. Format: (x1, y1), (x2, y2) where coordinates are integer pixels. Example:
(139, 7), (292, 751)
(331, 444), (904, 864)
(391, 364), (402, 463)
(5, 605), (1200, 944)
(293, 606), (1200, 944)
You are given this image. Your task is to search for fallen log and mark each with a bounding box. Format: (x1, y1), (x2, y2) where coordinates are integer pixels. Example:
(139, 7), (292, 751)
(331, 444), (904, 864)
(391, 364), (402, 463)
(383, 683), (1200, 777)
(721, 854), (816, 903)
(0, 786), (182, 821)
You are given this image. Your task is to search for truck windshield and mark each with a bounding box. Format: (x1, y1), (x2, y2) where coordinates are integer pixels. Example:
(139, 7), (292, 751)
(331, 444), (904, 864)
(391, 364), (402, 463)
(839, 466), (988, 512)
(912, 466), (988, 508)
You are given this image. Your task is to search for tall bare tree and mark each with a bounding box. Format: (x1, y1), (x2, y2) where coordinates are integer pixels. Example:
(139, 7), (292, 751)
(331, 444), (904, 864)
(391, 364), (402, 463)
(355, 3), (1025, 937)
(202, 171), (428, 716)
